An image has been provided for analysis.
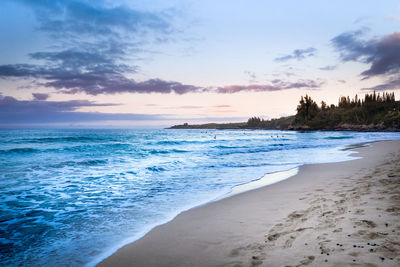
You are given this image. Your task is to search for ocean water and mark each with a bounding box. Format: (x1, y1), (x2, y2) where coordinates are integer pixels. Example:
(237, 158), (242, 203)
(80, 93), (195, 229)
(0, 129), (399, 266)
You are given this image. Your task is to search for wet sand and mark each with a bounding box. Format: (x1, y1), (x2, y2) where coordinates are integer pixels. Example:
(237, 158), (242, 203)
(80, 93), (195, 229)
(99, 140), (400, 266)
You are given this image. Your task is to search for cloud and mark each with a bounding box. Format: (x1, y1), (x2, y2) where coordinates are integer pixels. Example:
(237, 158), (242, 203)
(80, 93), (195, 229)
(0, 1), (192, 95)
(0, 1), (325, 96)
(0, 49), (203, 95)
(361, 77), (400, 91)
(0, 95), (247, 125)
(29, 48), (132, 72)
(32, 93), (49, 100)
(0, 61), (321, 94)
(0, 95), (165, 124)
(332, 30), (400, 78)
(274, 47), (317, 62)
(332, 30), (400, 91)
(0, 95), (118, 112)
(14, 0), (171, 41)
(244, 70), (257, 83)
(216, 79), (323, 93)
(0, 50), (321, 95)
(319, 65), (337, 71)
(214, 105), (231, 108)
(353, 16), (371, 25)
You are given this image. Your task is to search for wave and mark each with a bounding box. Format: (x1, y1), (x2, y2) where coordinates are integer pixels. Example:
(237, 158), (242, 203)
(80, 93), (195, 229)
(2, 129), (398, 267)
(154, 140), (182, 145)
(325, 136), (354, 140)
(78, 159), (108, 166)
(0, 148), (39, 154)
(146, 166), (166, 172)
(61, 143), (133, 153)
(154, 140), (210, 146)
(214, 162), (298, 169)
(48, 159), (108, 168)
(213, 143), (330, 156)
(147, 148), (188, 155)
(13, 136), (107, 144)
(269, 143), (285, 147)
(212, 145), (251, 149)
(170, 149), (189, 153)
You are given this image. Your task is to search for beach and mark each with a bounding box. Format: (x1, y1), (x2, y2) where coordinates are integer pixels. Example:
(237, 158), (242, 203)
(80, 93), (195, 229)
(99, 140), (400, 266)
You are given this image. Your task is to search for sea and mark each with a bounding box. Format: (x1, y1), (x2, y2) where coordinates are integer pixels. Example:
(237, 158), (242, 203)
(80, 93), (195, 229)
(0, 128), (399, 266)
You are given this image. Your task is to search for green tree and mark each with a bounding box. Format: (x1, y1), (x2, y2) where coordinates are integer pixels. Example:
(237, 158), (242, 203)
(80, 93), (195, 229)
(295, 95), (320, 124)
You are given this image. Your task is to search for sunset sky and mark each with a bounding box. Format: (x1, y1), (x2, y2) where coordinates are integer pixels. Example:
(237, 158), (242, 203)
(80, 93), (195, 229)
(0, 0), (399, 127)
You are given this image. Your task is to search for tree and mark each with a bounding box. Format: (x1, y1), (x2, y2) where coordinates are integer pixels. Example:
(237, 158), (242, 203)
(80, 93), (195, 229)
(295, 95), (320, 124)
(321, 101), (327, 110)
(247, 117), (262, 127)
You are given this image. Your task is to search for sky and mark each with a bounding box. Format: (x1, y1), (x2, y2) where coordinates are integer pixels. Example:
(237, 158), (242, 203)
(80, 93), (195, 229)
(0, 0), (399, 127)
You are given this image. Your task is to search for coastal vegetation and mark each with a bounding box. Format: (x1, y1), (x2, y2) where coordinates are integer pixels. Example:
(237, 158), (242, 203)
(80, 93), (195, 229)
(293, 92), (400, 130)
(169, 92), (400, 131)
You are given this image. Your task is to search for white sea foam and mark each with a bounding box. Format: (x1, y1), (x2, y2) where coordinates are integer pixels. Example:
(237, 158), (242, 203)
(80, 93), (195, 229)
(226, 167), (299, 198)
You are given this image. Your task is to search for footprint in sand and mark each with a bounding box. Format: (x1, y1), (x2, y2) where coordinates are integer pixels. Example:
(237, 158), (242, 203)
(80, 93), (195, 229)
(355, 220), (377, 228)
(298, 255), (315, 266)
(354, 209), (365, 215)
(386, 206), (400, 213)
(266, 232), (282, 241)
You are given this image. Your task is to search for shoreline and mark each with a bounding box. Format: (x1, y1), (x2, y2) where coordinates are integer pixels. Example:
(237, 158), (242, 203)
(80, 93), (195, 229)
(90, 142), (351, 266)
(168, 125), (400, 132)
(98, 140), (400, 266)
(90, 165), (302, 266)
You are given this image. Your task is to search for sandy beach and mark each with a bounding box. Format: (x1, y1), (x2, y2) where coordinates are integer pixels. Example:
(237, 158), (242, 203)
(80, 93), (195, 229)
(99, 140), (400, 267)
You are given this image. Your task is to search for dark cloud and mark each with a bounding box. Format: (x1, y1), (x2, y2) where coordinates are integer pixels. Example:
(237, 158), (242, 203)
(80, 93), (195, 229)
(29, 48), (132, 72)
(216, 79), (323, 93)
(319, 65), (337, 71)
(332, 30), (400, 91)
(0, 1), (324, 96)
(274, 47), (317, 62)
(0, 95), (164, 124)
(32, 93), (49, 100)
(0, 49), (321, 94)
(0, 49), (203, 95)
(7, 0), (172, 72)
(361, 77), (400, 91)
(0, 95), (117, 113)
(332, 30), (400, 78)
(0, 95), (246, 125)
(15, 0), (171, 41)
(0, 1), (190, 95)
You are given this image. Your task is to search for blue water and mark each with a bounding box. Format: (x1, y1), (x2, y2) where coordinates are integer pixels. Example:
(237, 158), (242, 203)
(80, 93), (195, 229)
(0, 129), (399, 266)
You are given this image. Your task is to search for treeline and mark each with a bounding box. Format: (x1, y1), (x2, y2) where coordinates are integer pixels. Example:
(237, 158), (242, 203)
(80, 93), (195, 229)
(246, 116), (294, 129)
(245, 92), (400, 130)
(170, 92), (400, 131)
(293, 92), (400, 129)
